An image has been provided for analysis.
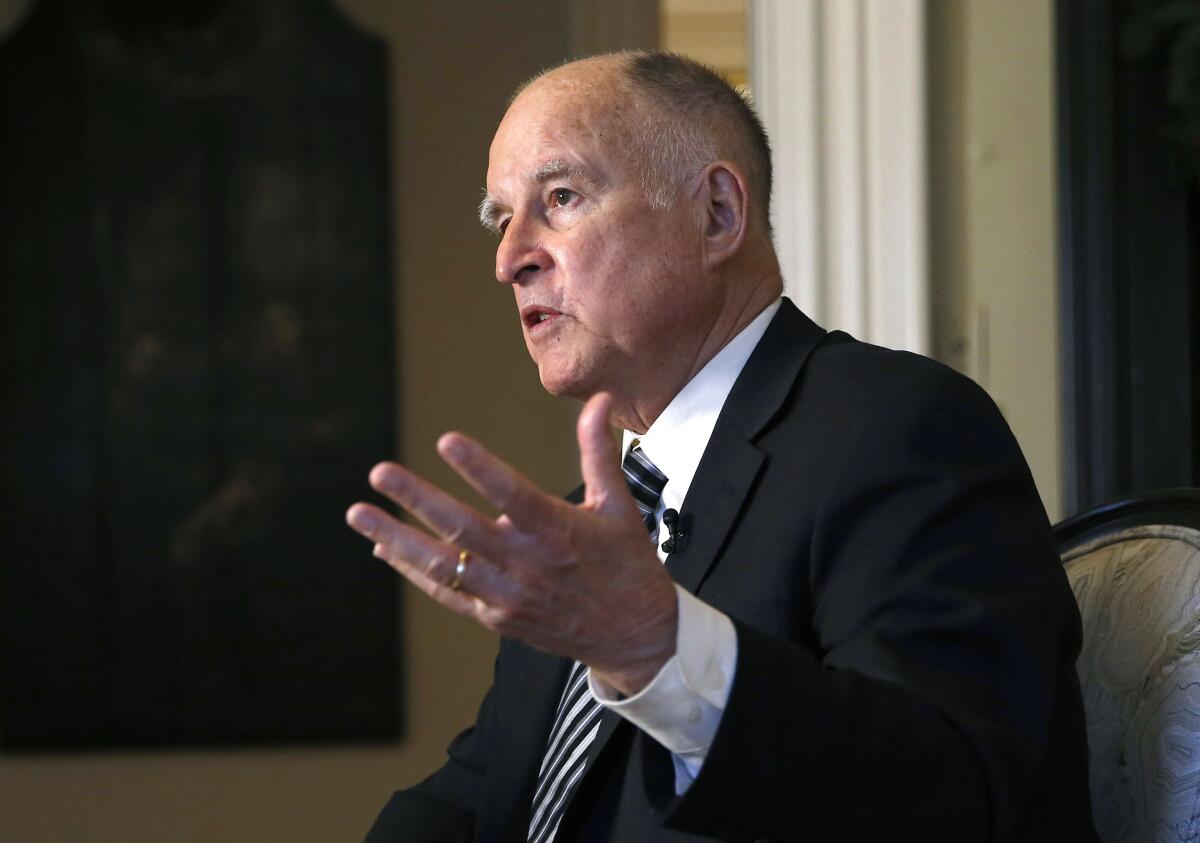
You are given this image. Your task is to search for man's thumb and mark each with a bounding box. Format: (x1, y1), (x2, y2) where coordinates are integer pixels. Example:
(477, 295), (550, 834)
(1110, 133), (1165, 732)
(577, 392), (625, 508)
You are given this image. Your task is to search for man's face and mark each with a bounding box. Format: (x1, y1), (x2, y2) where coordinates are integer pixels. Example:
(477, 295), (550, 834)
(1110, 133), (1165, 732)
(482, 70), (704, 403)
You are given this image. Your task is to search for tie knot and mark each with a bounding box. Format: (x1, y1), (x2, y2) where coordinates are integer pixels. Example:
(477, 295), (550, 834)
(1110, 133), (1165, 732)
(622, 446), (668, 526)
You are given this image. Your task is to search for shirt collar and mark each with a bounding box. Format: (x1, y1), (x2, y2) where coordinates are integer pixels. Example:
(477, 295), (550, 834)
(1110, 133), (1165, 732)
(622, 298), (782, 498)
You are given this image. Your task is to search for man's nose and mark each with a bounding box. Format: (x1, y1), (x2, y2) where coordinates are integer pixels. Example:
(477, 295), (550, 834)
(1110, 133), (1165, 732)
(495, 214), (548, 285)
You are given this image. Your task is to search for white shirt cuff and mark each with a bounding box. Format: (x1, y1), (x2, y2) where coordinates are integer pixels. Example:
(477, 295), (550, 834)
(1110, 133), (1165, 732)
(588, 585), (737, 794)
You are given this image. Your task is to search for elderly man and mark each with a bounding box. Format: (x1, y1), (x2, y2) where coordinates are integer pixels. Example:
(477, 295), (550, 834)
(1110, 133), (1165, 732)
(348, 51), (1096, 842)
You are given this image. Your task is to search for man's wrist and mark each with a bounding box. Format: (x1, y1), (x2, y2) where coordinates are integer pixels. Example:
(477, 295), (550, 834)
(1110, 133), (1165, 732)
(591, 576), (679, 695)
(589, 585), (738, 794)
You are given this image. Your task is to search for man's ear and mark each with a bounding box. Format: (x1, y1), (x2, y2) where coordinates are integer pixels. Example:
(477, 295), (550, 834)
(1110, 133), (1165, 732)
(700, 161), (749, 268)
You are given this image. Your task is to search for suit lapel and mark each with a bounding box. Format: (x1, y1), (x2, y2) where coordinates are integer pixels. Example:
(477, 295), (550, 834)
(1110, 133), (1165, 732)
(667, 299), (828, 594)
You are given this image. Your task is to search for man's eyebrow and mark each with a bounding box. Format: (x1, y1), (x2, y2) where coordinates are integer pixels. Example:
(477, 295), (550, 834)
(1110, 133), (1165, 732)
(479, 193), (504, 232)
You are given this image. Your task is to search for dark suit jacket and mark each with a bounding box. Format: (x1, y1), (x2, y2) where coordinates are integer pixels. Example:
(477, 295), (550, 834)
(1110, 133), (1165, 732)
(365, 301), (1098, 842)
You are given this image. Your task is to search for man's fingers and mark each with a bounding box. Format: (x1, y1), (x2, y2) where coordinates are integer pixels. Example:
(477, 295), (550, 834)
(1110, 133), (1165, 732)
(346, 501), (456, 579)
(367, 462), (504, 559)
(345, 502), (510, 612)
(576, 392), (627, 510)
(436, 432), (558, 528)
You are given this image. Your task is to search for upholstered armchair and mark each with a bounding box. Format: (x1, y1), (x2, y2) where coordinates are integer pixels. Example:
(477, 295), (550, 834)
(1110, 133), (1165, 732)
(1056, 489), (1200, 843)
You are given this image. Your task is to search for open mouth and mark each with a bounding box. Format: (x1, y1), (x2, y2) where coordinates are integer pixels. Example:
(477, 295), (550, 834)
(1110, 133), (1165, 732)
(521, 306), (562, 330)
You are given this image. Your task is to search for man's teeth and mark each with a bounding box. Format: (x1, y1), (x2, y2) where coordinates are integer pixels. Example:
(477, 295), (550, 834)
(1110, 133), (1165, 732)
(535, 313), (549, 323)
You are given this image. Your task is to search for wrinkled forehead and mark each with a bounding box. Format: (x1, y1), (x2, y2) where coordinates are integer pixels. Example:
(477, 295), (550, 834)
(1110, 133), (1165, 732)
(486, 67), (643, 188)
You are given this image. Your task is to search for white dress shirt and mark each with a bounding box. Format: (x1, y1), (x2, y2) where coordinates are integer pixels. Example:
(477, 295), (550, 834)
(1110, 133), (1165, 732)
(587, 298), (782, 794)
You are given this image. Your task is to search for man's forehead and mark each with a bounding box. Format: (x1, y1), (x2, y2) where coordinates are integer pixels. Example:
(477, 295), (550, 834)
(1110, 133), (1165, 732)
(482, 60), (642, 202)
(496, 63), (638, 147)
(486, 108), (631, 191)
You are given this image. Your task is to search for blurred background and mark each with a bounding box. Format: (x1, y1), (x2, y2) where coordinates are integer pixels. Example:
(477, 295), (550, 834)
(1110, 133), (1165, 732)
(0, 0), (1195, 840)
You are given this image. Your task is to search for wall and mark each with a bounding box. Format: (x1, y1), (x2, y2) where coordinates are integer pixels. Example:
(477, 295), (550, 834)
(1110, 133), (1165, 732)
(928, 0), (1064, 520)
(661, 0), (748, 87)
(0, 1), (581, 840)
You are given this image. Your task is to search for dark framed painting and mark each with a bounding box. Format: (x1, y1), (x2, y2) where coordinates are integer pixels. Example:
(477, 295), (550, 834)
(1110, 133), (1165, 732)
(0, 0), (400, 749)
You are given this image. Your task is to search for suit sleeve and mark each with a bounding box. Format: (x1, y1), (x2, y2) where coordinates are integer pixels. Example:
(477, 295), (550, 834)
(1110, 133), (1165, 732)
(362, 664), (499, 842)
(655, 366), (1081, 841)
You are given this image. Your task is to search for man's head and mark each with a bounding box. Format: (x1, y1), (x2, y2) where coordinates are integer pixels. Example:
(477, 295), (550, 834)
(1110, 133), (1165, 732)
(480, 51), (782, 431)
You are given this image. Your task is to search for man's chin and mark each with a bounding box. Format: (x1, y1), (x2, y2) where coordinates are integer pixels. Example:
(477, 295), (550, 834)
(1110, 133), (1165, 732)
(537, 365), (593, 401)
(538, 375), (587, 400)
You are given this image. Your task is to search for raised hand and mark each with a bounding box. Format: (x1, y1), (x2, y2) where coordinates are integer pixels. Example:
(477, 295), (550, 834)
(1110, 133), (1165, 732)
(346, 392), (678, 695)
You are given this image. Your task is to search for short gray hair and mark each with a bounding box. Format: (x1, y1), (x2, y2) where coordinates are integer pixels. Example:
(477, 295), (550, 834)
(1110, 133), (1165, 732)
(622, 51), (773, 218)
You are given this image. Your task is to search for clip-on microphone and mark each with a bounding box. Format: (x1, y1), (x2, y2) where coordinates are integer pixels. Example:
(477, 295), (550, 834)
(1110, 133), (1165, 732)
(661, 508), (684, 553)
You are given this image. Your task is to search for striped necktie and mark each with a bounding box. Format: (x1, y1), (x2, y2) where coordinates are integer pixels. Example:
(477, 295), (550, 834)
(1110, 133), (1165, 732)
(526, 442), (668, 843)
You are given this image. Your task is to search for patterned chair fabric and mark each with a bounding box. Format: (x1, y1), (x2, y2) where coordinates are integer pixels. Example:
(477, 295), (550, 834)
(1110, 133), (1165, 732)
(1064, 523), (1200, 843)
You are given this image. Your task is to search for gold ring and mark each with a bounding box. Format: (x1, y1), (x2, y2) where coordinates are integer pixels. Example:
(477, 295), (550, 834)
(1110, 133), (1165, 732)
(450, 549), (470, 591)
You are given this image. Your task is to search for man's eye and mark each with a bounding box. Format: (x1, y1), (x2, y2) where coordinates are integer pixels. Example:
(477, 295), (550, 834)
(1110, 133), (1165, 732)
(549, 188), (576, 208)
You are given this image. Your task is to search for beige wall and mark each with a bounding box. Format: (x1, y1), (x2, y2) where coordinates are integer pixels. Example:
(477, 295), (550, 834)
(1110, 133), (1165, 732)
(928, 0), (1063, 521)
(0, 2), (582, 841)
